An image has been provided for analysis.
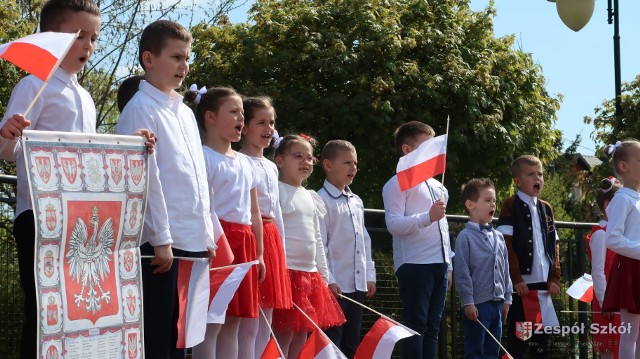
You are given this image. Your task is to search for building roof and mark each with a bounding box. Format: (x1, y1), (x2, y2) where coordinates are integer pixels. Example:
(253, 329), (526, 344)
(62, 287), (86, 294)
(576, 154), (603, 171)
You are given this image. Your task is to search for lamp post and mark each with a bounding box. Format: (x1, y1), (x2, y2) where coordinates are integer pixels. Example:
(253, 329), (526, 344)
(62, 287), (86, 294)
(550, 0), (623, 135)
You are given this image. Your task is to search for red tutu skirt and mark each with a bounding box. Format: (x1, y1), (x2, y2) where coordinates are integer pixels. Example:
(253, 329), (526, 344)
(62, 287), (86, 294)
(591, 296), (620, 356)
(259, 221), (292, 309)
(602, 255), (640, 314)
(220, 220), (258, 318)
(272, 270), (346, 332)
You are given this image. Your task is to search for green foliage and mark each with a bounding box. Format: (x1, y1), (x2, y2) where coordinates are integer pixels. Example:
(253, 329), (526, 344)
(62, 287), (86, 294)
(189, 0), (561, 209)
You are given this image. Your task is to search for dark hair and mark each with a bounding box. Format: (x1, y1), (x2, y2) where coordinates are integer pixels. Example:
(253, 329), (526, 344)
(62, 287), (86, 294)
(603, 139), (640, 177)
(510, 155), (543, 178)
(40, 0), (100, 32)
(321, 140), (356, 162)
(274, 134), (317, 157)
(596, 177), (621, 213)
(394, 121), (435, 153)
(185, 87), (240, 130)
(460, 178), (495, 213)
(117, 75), (144, 113)
(243, 97), (276, 125)
(138, 20), (191, 70)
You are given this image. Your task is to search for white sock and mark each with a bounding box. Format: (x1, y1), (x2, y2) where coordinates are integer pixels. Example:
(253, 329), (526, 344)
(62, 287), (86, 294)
(191, 323), (222, 359)
(216, 316), (241, 358)
(237, 317), (259, 359)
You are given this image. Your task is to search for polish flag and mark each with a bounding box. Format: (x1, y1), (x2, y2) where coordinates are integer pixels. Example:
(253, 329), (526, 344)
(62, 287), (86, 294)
(566, 273), (594, 303)
(176, 259), (210, 348)
(522, 290), (559, 327)
(207, 261), (258, 323)
(0, 32), (77, 81)
(261, 336), (284, 359)
(396, 134), (447, 191)
(210, 211), (234, 268)
(354, 317), (415, 359)
(297, 329), (347, 359)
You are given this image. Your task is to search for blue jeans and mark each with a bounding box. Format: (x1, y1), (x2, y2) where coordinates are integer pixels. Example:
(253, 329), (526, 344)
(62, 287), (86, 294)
(462, 300), (503, 359)
(324, 291), (366, 359)
(396, 263), (448, 359)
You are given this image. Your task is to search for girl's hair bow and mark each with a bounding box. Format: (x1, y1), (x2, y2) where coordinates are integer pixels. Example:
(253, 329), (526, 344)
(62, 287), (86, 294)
(189, 84), (207, 104)
(607, 140), (622, 155)
(272, 130), (283, 149)
(601, 176), (621, 193)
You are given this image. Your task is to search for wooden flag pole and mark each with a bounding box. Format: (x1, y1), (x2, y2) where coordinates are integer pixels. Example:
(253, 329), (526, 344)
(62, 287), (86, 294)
(259, 307), (286, 358)
(475, 319), (514, 359)
(22, 81), (49, 118)
(338, 294), (419, 336)
(440, 115), (450, 199)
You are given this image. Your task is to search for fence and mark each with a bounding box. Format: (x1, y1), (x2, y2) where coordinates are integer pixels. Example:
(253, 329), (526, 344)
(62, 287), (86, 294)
(0, 174), (598, 358)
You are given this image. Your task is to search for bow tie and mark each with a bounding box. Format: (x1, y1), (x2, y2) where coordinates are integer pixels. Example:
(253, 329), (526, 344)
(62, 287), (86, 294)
(479, 224), (493, 232)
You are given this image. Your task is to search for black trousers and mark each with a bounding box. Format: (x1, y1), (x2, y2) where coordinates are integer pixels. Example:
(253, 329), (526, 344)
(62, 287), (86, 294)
(14, 210), (37, 359)
(324, 291), (366, 359)
(506, 282), (550, 359)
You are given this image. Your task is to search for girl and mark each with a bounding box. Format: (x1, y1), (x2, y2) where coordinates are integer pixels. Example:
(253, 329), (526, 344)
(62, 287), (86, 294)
(602, 140), (640, 358)
(587, 177), (621, 359)
(188, 87), (266, 359)
(272, 134), (346, 358)
(238, 97), (292, 358)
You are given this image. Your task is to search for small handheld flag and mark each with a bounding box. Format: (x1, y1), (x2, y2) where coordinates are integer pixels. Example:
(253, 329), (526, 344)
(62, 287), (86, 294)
(566, 273), (594, 303)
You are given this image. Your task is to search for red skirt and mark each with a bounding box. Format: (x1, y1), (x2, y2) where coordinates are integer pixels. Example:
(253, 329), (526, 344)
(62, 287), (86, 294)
(272, 270), (346, 332)
(259, 221), (292, 309)
(220, 220), (258, 318)
(602, 255), (640, 314)
(591, 296), (620, 356)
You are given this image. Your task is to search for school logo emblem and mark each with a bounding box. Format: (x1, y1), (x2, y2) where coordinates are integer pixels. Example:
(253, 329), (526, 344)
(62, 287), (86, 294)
(515, 321), (533, 341)
(127, 332), (138, 358)
(129, 159), (143, 186)
(60, 157), (78, 184)
(35, 156), (52, 184)
(44, 250), (55, 278)
(46, 295), (58, 326)
(126, 288), (136, 315)
(45, 345), (59, 359)
(110, 158), (123, 185)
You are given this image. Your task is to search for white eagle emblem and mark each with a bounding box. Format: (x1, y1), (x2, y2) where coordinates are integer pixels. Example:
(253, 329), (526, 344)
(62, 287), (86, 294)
(66, 206), (114, 313)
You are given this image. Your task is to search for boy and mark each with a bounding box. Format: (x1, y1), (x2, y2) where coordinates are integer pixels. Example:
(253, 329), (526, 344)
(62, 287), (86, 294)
(455, 178), (512, 359)
(381, 121), (454, 359)
(115, 20), (216, 359)
(0, 1), (101, 357)
(497, 155), (561, 358)
(318, 140), (376, 359)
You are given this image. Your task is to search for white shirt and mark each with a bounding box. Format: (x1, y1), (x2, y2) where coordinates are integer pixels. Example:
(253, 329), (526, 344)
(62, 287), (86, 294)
(382, 176), (453, 272)
(0, 68), (96, 217)
(516, 191), (551, 284)
(589, 220), (608, 305)
(115, 80), (214, 251)
(279, 182), (330, 282)
(606, 187), (640, 260)
(318, 180), (375, 292)
(203, 147), (257, 225)
(245, 155), (285, 242)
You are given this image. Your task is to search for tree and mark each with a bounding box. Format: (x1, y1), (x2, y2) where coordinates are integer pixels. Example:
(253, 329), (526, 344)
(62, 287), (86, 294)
(189, 0), (561, 209)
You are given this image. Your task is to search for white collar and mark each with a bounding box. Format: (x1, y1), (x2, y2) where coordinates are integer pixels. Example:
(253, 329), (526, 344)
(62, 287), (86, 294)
(139, 80), (183, 106)
(517, 190), (538, 207)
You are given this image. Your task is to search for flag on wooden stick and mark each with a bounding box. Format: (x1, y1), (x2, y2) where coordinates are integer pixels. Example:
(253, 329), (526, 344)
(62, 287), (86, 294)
(396, 134), (447, 191)
(208, 261), (258, 323)
(0, 32), (77, 81)
(354, 317), (414, 359)
(566, 273), (594, 303)
(176, 258), (210, 348)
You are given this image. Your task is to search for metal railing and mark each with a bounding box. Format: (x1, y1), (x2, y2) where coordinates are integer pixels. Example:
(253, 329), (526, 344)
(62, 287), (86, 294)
(0, 175), (597, 358)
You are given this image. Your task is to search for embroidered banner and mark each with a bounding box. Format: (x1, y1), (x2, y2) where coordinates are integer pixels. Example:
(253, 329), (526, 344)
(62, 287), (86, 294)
(23, 130), (148, 359)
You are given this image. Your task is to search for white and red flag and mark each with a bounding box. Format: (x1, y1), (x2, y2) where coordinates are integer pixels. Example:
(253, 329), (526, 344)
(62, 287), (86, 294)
(210, 210), (234, 268)
(208, 260), (259, 323)
(566, 273), (594, 303)
(396, 134), (447, 191)
(354, 317), (415, 359)
(297, 329), (347, 359)
(522, 290), (559, 326)
(261, 336), (284, 359)
(176, 258), (210, 348)
(0, 32), (77, 81)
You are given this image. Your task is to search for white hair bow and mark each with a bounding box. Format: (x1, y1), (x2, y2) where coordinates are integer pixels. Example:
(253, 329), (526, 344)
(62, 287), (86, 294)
(272, 130), (283, 149)
(607, 140), (622, 155)
(189, 84), (207, 104)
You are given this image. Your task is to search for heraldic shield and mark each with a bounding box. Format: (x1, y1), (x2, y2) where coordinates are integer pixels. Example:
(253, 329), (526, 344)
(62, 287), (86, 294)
(23, 130), (148, 359)
(515, 321), (533, 341)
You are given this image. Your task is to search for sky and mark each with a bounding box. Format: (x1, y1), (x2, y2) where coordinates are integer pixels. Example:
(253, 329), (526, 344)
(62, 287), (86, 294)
(227, 0), (640, 155)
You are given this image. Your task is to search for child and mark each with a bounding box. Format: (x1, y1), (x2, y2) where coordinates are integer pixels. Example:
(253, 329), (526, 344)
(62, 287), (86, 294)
(601, 140), (640, 358)
(115, 20), (216, 358)
(272, 134), (346, 359)
(455, 178), (512, 359)
(318, 140), (376, 359)
(587, 177), (621, 359)
(381, 121), (453, 359)
(187, 87), (265, 359)
(117, 74), (144, 113)
(497, 155), (561, 359)
(0, 1), (101, 357)
(238, 96), (292, 359)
